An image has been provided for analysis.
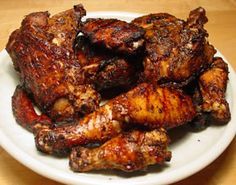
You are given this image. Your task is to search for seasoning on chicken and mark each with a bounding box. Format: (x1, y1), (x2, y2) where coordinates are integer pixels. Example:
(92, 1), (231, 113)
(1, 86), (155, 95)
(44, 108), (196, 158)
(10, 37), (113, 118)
(198, 57), (230, 124)
(74, 36), (139, 90)
(7, 5), (140, 124)
(6, 4), (100, 123)
(7, 4), (232, 173)
(132, 7), (216, 86)
(81, 18), (145, 54)
(35, 83), (196, 156)
(69, 129), (171, 172)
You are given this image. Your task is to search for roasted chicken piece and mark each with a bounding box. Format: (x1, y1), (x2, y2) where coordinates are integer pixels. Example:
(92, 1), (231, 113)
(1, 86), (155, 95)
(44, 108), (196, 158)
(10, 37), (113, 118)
(198, 57), (230, 124)
(7, 5), (139, 123)
(132, 7), (216, 86)
(74, 36), (139, 90)
(35, 83), (196, 156)
(81, 18), (145, 54)
(12, 85), (52, 132)
(6, 5), (99, 123)
(70, 129), (171, 172)
(183, 81), (208, 130)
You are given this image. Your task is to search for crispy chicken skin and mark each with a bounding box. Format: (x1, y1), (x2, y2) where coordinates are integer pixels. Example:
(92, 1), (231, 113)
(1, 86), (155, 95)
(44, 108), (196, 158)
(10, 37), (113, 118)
(132, 7), (216, 85)
(74, 36), (138, 90)
(69, 129), (171, 172)
(6, 5), (101, 122)
(198, 57), (230, 124)
(81, 18), (145, 54)
(35, 83), (196, 156)
(12, 85), (52, 132)
(7, 5), (142, 123)
(8, 4), (232, 173)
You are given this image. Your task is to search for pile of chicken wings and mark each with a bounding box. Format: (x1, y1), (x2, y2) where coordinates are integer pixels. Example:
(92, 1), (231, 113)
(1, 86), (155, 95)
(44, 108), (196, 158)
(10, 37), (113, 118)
(6, 4), (230, 172)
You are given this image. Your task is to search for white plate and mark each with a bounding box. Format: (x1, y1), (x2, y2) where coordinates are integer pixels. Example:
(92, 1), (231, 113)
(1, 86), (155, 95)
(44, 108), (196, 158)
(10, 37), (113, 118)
(0, 12), (236, 185)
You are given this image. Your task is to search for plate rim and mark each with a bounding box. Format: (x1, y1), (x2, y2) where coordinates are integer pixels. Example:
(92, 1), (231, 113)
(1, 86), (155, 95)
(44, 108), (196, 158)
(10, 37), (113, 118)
(0, 11), (236, 185)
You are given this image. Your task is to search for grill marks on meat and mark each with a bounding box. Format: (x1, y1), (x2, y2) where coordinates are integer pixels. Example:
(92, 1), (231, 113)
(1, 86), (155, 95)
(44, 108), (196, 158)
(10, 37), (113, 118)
(69, 129), (171, 172)
(132, 7), (216, 85)
(35, 83), (195, 156)
(7, 5), (231, 173)
(7, 4), (142, 123)
(6, 5), (101, 123)
(81, 18), (145, 54)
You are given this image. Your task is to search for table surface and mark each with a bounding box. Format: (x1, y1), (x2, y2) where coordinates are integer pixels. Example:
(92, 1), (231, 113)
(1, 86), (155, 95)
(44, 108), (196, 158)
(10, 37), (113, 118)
(0, 0), (235, 184)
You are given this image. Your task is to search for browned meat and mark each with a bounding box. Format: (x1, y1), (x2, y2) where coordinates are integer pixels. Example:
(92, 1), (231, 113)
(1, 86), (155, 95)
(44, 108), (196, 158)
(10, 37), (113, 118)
(186, 81), (208, 130)
(81, 18), (145, 54)
(12, 85), (52, 132)
(7, 5), (143, 124)
(74, 36), (138, 90)
(69, 129), (171, 172)
(6, 5), (101, 123)
(198, 57), (230, 124)
(132, 7), (216, 85)
(35, 83), (196, 156)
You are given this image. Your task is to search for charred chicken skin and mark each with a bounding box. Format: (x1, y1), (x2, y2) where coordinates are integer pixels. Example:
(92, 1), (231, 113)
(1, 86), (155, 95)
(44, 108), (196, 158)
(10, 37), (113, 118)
(7, 4), (231, 173)
(7, 5), (139, 123)
(69, 129), (171, 172)
(6, 5), (99, 122)
(74, 36), (139, 90)
(132, 7), (216, 85)
(81, 18), (145, 54)
(35, 83), (196, 156)
(198, 57), (230, 124)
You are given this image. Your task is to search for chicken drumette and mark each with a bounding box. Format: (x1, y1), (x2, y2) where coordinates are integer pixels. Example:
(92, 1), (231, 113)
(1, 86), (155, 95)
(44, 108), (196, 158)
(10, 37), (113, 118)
(35, 83), (196, 156)
(8, 5), (231, 173)
(70, 129), (171, 172)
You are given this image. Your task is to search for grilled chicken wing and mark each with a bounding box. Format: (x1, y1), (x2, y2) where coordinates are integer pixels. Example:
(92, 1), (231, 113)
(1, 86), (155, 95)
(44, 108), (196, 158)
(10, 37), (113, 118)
(12, 85), (52, 132)
(70, 129), (171, 172)
(132, 7), (216, 85)
(81, 18), (145, 54)
(198, 57), (230, 124)
(8, 5), (231, 174)
(35, 83), (196, 156)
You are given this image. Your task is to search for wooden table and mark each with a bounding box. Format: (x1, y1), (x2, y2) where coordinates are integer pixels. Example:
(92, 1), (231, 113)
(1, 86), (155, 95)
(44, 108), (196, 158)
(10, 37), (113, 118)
(0, 0), (235, 184)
